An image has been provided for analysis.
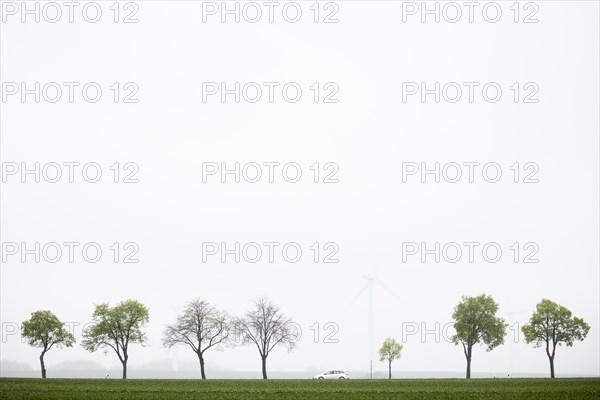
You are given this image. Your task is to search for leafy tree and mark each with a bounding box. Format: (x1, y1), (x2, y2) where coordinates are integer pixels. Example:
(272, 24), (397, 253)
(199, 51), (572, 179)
(82, 300), (149, 379)
(21, 310), (75, 378)
(163, 299), (231, 379)
(451, 294), (507, 379)
(378, 337), (403, 379)
(522, 299), (590, 378)
(235, 298), (297, 379)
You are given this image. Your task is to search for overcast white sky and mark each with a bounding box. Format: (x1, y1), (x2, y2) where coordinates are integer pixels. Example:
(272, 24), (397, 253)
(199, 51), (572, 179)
(1, 0), (599, 378)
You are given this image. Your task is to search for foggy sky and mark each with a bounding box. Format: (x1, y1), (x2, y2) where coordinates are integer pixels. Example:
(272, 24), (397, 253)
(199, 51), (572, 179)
(1, 1), (598, 378)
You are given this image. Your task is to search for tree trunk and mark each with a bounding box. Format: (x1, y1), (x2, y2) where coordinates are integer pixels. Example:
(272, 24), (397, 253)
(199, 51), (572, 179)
(545, 340), (556, 378)
(466, 359), (471, 379)
(199, 353), (206, 379)
(261, 356), (268, 380)
(39, 351), (47, 379)
(388, 359), (392, 379)
(122, 360), (127, 379)
(465, 346), (472, 379)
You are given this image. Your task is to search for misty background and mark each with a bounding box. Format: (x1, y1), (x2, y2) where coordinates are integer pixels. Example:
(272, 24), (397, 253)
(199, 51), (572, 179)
(1, 1), (598, 378)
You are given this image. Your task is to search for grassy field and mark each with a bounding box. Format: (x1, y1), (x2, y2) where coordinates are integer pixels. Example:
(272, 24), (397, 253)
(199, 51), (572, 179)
(1, 378), (599, 400)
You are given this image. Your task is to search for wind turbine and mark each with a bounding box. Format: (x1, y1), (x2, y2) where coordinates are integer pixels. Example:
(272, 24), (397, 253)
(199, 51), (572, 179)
(349, 274), (403, 378)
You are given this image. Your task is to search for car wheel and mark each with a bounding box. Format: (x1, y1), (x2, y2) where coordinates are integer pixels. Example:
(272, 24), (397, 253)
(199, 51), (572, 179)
(318, 377), (324, 379)
(339, 377), (345, 379)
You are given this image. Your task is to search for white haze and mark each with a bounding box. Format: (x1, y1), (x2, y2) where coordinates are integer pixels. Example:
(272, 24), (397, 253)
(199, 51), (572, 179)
(1, 1), (598, 379)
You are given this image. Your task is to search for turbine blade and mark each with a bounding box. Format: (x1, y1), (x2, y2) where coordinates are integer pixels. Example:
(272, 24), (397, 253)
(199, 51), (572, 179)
(349, 281), (371, 305)
(375, 278), (403, 303)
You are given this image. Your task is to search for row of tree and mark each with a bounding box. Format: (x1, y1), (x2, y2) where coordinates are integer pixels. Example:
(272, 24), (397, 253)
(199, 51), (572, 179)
(21, 295), (589, 380)
(377, 295), (590, 379)
(22, 298), (294, 379)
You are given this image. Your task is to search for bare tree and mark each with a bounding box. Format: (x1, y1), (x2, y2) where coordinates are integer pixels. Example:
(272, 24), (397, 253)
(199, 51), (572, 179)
(162, 299), (231, 379)
(236, 298), (297, 379)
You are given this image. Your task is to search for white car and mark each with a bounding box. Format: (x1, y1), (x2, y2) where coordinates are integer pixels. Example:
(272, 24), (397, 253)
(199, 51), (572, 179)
(313, 370), (349, 379)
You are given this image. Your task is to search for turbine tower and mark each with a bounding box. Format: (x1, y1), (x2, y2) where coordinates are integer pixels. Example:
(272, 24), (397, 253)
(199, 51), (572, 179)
(503, 308), (528, 377)
(350, 274), (403, 378)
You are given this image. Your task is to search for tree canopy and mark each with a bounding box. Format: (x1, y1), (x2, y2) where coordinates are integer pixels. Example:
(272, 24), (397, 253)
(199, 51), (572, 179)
(235, 298), (297, 379)
(82, 299), (149, 379)
(378, 337), (403, 379)
(163, 299), (231, 379)
(22, 310), (75, 378)
(451, 294), (507, 378)
(522, 299), (590, 378)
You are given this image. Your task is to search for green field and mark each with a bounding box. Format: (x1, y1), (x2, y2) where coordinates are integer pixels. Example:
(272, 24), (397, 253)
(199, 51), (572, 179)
(1, 378), (599, 400)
